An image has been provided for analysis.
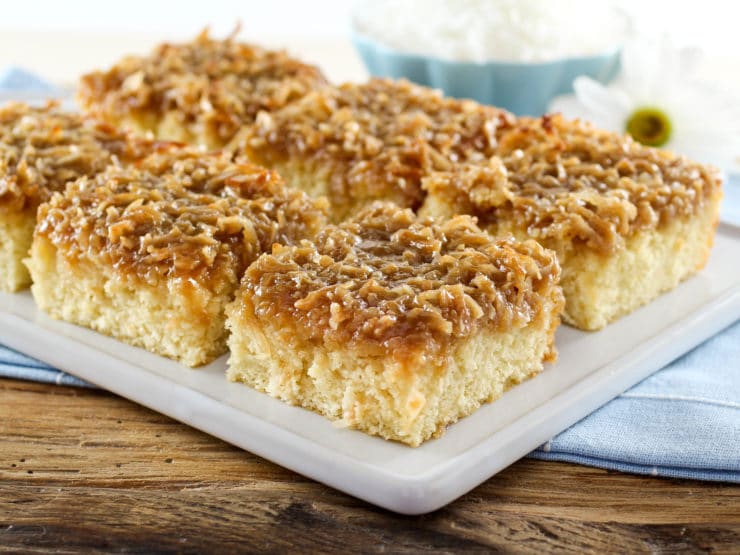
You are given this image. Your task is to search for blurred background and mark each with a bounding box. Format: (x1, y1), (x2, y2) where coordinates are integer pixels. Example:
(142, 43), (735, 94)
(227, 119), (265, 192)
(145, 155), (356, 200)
(1, 0), (738, 90)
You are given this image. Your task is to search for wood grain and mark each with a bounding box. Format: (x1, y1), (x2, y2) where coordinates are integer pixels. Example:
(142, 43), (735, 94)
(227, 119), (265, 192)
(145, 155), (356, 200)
(0, 378), (738, 554)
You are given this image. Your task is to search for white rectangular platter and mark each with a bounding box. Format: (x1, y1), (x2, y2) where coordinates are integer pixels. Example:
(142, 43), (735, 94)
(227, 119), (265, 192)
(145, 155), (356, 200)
(2, 223), (739, 515)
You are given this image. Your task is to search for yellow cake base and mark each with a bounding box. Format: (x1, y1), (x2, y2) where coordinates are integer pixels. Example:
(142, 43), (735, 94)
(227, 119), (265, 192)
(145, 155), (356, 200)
(554, 199), (721, 330)
(422, 192), (722, 330)
(226, 292), (561, 447)
(27, 235), (235, 367)
(114, 111), (225, 151)
(0, 211), (36, 292)
(241, 156), (419, 223)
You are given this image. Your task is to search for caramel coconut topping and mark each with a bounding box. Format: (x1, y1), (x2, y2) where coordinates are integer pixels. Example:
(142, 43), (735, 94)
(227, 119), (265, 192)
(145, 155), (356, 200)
(0, 101), (145, 213)
(78, 29), (328, 147)
(36, 151), (328, 284)
(243, 78), (514, 217)
(239, 202), (563, 362)
(424, 114), (723, 255)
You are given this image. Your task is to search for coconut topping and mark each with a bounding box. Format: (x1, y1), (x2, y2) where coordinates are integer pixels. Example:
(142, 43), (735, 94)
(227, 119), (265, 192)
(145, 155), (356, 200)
(423, 114), (722, 254)
(36, 150), (328, 284)
(243, 78), (514, 219)
(78, 29), (328, 147)
(0, 101), (145, 213)
(238, 202), (562, 361)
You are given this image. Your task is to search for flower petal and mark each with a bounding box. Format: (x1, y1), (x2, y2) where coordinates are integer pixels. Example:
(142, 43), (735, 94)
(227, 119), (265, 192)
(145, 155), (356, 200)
(571, 76), (631, 131)
(668, 112), (740, 170)
(548, 93), (593, 120)
(618, 36), (700, 105)
(619, 39), (657, 101)
(574, 77), (630, 115)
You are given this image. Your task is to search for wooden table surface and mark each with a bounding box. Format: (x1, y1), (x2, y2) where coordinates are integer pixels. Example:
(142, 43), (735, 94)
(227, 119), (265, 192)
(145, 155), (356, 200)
(1, 377), (738, 554)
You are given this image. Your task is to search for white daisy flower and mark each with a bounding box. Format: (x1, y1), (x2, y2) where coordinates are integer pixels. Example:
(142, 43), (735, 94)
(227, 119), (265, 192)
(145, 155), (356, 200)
(549, 37), (740, 173)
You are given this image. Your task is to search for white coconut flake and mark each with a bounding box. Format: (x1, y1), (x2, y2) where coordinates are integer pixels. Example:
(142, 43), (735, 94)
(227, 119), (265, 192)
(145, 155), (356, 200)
(353, 0), (627, 63)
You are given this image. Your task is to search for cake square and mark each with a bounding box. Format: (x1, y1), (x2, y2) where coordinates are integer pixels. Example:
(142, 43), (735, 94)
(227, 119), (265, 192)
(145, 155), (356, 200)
(78, 30), (328, 150)
(239, 78), (514, 221)
(27, 150), (327, 367)
(226, 203), (564, 446)
(0, 101), (145, 292)
(420, 114), (723, 330)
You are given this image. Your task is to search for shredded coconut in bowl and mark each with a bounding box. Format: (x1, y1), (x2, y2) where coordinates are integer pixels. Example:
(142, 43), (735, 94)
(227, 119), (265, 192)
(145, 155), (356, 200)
(352, 0), (627, 63)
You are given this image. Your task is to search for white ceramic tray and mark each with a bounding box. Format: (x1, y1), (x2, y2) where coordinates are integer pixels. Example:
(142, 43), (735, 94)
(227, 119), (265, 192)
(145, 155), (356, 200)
(2, 223), (740, 514)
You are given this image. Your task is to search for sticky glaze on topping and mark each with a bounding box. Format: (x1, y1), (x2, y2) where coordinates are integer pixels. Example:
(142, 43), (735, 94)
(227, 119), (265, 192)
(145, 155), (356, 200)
(79, 29), (328, 146)
(243, 78), (515, 216)
(36, 150), (328, 284)
(0, 101), (147, 212)
(423, 114), (722, 254)
(239, 202), (562, 361)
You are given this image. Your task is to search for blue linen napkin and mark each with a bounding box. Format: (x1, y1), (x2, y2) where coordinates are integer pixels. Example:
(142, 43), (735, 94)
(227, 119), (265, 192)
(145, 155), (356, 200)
(0, 66), (60, 94)
(1, 68), (738, 483)
(529, 320), (740, 482)
(0, 346), (94, 388)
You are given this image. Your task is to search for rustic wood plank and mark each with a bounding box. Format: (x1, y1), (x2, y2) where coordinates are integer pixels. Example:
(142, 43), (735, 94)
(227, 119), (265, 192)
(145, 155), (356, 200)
(1, 378), (739, 553)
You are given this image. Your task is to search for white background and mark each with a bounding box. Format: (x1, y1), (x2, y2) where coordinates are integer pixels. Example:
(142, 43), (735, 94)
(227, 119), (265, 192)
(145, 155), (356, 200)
(0, 0), (738, 89)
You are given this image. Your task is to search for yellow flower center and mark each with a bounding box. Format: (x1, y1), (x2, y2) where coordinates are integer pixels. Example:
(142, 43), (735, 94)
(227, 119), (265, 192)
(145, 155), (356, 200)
(625, 107), (672, 147)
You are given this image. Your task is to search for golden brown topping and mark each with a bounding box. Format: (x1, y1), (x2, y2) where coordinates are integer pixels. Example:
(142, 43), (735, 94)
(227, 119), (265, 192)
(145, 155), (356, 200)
(133, 145), (290, 199)
(78, 29), (328, 147)
(0, 101), (145, 213)
(36, 151), (328, 284)
(242, 78), (514, 219)
(239, 202), (562, 361)
(423, 114), (722, 254)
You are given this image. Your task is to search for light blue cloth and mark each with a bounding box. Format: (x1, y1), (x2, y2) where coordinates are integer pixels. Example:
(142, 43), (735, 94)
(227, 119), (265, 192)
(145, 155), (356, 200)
(0, 346), (94, 388)
(530, 320), (740, 482)
(1, 68), (738, 483)
(0, 66), (59, 94)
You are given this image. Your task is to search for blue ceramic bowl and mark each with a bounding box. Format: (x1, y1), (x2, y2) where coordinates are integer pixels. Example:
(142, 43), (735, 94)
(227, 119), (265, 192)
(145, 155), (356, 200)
(351, 32), (621, 116)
